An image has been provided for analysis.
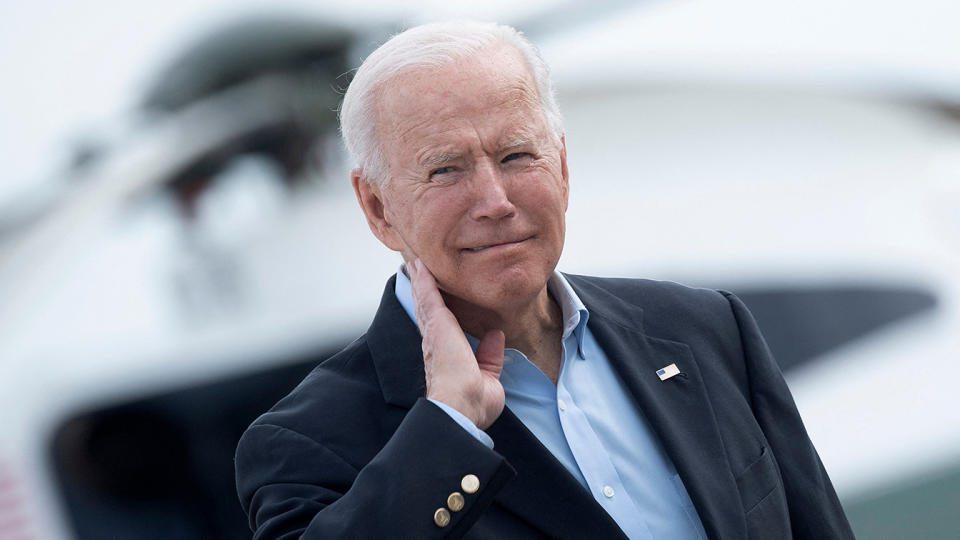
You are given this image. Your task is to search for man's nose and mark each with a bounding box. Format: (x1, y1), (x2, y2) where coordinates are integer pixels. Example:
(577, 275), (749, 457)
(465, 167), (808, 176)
(468, 162), (517, 221)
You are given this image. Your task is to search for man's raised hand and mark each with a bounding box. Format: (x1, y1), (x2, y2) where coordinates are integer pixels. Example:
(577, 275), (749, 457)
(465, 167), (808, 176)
(408, 258), (506, 430)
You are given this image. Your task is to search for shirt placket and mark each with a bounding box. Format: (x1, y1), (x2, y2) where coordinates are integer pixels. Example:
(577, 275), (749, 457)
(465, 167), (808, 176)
(555, 335), (654, 540)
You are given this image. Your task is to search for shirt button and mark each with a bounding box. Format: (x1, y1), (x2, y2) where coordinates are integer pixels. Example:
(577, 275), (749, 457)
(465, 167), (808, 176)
(602, 485), (615, 498)
(558, 399), (567, 411)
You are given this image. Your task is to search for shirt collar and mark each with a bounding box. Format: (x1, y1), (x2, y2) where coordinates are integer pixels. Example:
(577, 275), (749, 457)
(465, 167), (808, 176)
(547, 270), (590, 359)
(394, 264), (590, 359)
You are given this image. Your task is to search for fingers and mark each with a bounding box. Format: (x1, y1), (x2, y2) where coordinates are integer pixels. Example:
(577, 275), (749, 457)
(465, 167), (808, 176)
(476, 329), (505, 377)
(408, 259), (445, 330)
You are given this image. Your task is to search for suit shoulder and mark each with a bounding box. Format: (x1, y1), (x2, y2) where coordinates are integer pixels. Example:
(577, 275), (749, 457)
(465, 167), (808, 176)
(564, 273), (741, 346)
(250, 335), (385, 439)
(565, 273), (730, 313)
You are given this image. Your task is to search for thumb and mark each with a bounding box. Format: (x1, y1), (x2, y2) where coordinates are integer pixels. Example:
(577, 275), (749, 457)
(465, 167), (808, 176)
(475, 329), (505, 378)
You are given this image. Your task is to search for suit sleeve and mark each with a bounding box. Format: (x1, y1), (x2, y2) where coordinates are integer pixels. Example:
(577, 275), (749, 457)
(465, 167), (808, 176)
(721, 291), (855, 539)
(235, 398), (516, 539)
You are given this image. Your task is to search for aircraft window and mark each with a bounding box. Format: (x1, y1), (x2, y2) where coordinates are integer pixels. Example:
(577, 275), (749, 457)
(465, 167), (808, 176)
(49, 345), (344, 540)
(731, 284), (937, 371)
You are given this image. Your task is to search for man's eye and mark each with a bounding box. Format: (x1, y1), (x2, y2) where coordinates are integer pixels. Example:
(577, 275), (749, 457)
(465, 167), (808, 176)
(502, 153), (529, 163)
(430, 166), (455, 177)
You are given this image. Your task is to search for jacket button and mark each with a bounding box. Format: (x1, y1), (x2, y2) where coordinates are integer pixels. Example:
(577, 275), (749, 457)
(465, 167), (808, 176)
(461, 474), (480, 494)
(434, 508), (451, 527)
(447, 492), (465, 512)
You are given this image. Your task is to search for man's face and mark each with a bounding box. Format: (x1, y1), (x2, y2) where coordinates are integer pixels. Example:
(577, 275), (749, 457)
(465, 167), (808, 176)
(356, 44), (569, 313)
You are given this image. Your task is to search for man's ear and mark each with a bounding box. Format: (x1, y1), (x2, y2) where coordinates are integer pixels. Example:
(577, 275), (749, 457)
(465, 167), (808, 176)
(559, 135), (570, 211)
(351, 168), (405, 252)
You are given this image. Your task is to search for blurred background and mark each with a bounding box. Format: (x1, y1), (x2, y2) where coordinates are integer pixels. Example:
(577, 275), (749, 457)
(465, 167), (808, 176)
(1, 1), (958, 538)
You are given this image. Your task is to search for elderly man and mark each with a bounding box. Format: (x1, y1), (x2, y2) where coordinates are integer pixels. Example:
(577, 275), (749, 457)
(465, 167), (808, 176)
(235, 21), (853, 539)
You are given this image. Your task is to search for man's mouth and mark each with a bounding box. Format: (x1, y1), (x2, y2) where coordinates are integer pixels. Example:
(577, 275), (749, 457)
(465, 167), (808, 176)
(462, 237), (531, 253)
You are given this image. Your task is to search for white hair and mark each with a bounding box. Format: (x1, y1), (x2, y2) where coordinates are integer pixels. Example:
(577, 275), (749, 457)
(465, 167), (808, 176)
(339, 20), (563, 186)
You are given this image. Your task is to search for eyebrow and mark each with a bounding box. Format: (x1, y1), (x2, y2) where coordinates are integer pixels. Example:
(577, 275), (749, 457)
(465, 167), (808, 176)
(501, 138), (532, 151)
(418, 138), (534, 168)
(420, 152), (460, 168)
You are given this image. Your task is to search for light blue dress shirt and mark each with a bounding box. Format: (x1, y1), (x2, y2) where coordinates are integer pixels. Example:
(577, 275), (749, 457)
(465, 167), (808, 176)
(395, 268), (707, 540)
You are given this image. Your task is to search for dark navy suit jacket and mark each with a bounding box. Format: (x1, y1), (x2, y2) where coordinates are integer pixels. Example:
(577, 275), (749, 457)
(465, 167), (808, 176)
(235, 275), (854, 539)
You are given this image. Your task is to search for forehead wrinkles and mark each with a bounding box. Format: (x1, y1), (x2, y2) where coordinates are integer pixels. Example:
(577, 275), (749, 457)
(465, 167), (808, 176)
(392, 92), (546, 172)
(375, 50), (545, 154)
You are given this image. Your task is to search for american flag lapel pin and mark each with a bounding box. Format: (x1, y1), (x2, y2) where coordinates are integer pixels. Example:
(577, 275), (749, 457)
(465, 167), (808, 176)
(657, 363), (681, 381)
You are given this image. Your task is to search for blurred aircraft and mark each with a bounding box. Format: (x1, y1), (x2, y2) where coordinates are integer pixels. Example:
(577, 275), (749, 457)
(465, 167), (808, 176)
(0, 1), (958, 538)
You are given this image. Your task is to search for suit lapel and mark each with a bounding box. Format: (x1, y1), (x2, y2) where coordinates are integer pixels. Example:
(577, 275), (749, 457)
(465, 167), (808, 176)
(568, 275), (747, 540)
(487, 409), (629, 540)
(366, 275), (427, 408)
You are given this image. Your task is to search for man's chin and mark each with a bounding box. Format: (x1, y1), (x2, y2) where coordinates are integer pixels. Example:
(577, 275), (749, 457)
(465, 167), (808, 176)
(440, 275), (551, 316)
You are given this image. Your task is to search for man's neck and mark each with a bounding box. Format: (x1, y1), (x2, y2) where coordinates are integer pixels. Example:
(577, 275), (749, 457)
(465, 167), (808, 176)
(442, 287), (565, 383)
